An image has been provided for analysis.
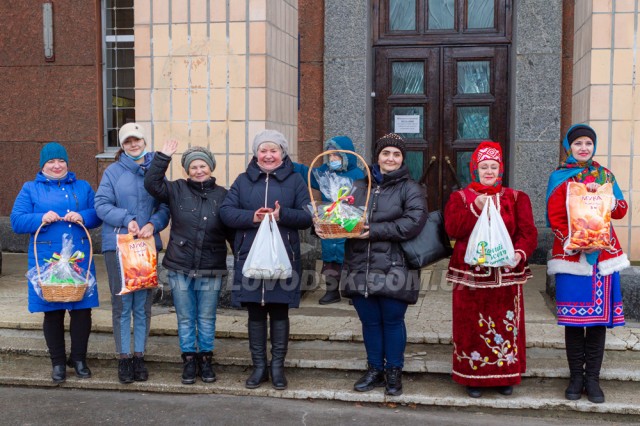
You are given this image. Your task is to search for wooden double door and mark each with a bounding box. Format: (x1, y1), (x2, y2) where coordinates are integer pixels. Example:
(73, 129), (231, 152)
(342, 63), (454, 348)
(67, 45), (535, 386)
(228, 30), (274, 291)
(374, 45), (509, 211)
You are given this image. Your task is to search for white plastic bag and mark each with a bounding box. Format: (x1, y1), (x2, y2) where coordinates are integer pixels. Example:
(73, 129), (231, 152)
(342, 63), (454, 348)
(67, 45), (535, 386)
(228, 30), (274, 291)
(464, 197), (517, 268)
(242, 214), (293, 279)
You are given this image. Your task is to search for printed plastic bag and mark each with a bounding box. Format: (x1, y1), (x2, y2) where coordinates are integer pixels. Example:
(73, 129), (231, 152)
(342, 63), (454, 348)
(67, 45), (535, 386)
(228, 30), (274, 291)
(565, 182), (613, 251)
(26, 233), (97, 302)
(464, 197), (517, 268)
(242, 214), (292, 279)
(117, 233), (158, 295)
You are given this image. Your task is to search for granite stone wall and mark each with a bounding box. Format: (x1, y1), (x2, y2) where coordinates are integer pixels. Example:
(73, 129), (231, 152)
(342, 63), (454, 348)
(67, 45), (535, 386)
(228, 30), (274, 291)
(323, 0), (371, 156)
(512, 0), (564, 263)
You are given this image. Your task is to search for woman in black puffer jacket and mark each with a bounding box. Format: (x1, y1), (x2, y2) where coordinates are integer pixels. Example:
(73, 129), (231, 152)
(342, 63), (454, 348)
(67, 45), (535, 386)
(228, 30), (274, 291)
(337, 133), (427, 397)
(220, 129), (312, 391)
(144, 139), (234, 386)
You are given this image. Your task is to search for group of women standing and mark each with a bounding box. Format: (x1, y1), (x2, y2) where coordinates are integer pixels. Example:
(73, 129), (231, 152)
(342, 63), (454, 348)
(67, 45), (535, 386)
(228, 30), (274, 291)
(444, 125), (627, 404)
(10, 123), (628, 404)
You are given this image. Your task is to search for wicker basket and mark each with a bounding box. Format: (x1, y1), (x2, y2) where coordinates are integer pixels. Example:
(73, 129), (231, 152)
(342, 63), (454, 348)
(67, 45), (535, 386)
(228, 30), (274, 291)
(34, 221), (93, 303)
(308, 149), (371, 239)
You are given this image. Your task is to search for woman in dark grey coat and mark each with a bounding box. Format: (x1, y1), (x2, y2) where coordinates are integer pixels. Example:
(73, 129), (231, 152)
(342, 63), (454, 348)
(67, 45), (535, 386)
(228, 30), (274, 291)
(337, 133), (427, 397)
(220, 129), (312, 391)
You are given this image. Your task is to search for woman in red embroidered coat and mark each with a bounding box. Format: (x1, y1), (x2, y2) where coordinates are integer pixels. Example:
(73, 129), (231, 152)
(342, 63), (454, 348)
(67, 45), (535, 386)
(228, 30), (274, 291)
(546, 124), (628, 404)
(444, 141), (538, 398)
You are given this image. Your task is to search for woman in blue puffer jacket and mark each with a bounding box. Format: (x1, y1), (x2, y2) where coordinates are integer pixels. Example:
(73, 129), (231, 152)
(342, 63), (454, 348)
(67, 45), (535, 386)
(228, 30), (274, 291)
(11, 142), (102, 384)
(293, 135), (365, 304)
(94, 123), (169, 385)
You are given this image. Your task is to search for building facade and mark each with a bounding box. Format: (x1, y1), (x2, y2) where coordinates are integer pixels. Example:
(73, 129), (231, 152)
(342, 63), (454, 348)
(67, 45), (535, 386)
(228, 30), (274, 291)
(1, 0), (639, 260)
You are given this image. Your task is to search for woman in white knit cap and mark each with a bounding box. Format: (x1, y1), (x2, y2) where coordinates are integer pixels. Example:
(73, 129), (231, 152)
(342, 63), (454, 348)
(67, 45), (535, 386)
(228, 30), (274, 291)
(220, 130), (313, 390)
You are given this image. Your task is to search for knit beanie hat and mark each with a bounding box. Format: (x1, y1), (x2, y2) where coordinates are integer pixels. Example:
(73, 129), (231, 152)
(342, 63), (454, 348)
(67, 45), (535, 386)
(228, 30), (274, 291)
(181, 146), (216, 172)
(39, 142), (69, 169)
(567, 125), (596, 145)
(252, 129), (289, 158)
(118, 122), (146, 146)
(374, 133), (406, 161)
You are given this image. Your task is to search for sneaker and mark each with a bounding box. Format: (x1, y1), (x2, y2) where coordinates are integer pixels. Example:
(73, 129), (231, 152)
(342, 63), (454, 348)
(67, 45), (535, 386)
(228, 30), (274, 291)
(133, 356), (149, 382)
(118, 358), (134, 384)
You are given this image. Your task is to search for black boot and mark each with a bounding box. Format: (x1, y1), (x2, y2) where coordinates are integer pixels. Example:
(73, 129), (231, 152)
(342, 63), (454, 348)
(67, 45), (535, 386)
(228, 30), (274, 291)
(181, 353), (197, 385)
(466, 386), (482, 398)
(133, 356), (148, 382)
(385, 367), (403, 396)
(198, 351), (216, 383)
(270, 319), (289, 390)
(564, 326), (585, 400)
(51, 364), (66, 384)
(245, 320), (269, 389)
(118, 358), (134, 384)
(318, 290), (341, 305)
(67, 358), (92, 379)
(584, 326), (606, 403)
(354, 365), (385, 392)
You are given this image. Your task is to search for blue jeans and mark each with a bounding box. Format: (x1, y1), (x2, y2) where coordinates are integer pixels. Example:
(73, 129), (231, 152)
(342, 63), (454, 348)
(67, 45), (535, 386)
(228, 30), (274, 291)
(168, 271), (221, 353)
(351, 295), (409, 370)
(105, 252), (154, 355)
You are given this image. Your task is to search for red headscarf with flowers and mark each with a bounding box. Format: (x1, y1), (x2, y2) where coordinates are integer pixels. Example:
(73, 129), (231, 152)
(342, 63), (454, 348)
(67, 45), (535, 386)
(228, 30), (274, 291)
(468, 141), (504, 195)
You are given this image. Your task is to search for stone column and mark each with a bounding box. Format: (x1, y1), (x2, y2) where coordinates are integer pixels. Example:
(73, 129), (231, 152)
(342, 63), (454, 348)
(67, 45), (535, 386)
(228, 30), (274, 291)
(512, 0), (563, 262)
(323, 0), (371, 155)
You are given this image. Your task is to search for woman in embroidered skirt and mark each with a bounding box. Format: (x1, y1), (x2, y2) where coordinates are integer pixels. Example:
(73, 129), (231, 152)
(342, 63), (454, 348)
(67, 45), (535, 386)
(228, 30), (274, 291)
(546, 124), (628, 404)
(444, 141), (538, 398)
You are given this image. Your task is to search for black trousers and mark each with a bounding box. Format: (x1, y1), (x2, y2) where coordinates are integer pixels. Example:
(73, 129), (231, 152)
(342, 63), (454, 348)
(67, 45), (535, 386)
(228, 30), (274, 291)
(246, 303), (289, 322)
(42, 308), (92, 366)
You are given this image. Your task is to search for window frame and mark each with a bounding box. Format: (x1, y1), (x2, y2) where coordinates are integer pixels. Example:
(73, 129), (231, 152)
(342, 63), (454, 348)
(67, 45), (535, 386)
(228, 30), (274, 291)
(101, 0), (135, 152)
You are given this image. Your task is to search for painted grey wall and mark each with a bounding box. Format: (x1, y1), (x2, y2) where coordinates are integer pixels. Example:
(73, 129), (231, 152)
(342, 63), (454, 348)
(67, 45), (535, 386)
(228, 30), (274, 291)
(324, 0), (371, 157)
(511, 0), (563, 261)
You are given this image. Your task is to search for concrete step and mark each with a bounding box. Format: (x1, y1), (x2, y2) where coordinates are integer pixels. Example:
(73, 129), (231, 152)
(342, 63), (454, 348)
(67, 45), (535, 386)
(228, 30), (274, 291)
(1, 328), (639, 382)
(1, 353), (638, 418)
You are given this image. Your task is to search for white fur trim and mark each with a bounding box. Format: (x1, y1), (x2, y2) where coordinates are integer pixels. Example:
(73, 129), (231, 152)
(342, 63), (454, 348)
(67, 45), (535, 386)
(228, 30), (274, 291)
(547, 253), (593, 276)
(598, 254), (630, 276)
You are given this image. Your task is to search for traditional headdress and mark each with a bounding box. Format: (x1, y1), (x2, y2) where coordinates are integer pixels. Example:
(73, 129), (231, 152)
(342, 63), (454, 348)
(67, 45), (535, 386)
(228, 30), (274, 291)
(468, 141), (504, 195)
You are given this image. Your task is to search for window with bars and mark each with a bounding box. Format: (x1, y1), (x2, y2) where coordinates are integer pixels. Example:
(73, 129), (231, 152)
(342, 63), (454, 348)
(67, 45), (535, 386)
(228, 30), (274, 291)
(103, 0), (135, 150)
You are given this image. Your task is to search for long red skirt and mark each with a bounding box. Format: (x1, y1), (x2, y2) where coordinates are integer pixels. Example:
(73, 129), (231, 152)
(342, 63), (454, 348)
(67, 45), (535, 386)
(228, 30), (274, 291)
(451, 283), (526, 387)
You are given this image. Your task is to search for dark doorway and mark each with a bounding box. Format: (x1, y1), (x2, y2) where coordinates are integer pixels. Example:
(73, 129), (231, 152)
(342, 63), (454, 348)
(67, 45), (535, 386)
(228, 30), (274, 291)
(373, 0), (512, 211)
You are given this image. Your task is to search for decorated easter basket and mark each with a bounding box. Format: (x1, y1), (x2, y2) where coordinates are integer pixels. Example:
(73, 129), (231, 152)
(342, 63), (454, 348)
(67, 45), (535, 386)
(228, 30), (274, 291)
(308, 149), (371, 239)
(33, 222), (92, 302)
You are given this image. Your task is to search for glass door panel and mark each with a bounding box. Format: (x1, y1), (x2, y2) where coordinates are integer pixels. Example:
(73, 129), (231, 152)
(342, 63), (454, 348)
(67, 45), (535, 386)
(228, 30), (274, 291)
(456, 150), (473, 187)
(457, 106), (490, 139)
(405, 151), (424, 182)
(427, 0), (455, 29)
(467, 0), (495, 29)
(392, 62), (425, 95)
(457, 61), (490, 94)
(390, 0), (416, 31)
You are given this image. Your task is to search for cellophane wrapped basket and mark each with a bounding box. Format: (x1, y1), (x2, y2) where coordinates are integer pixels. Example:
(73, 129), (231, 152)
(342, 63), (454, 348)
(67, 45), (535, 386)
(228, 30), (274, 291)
(308, 149), (371, 239)
(27, 222), (96, 303)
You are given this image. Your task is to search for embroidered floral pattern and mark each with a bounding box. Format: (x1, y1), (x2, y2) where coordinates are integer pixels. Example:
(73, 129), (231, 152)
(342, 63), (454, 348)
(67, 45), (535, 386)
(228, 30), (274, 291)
(454, 295), (520, 370)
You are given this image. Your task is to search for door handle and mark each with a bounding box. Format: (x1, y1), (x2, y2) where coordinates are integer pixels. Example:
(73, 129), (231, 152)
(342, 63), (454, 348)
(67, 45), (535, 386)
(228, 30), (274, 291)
(427, 155), (437, 171)
(444, 156), (462, 189)
(419, 156), (437, 185)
